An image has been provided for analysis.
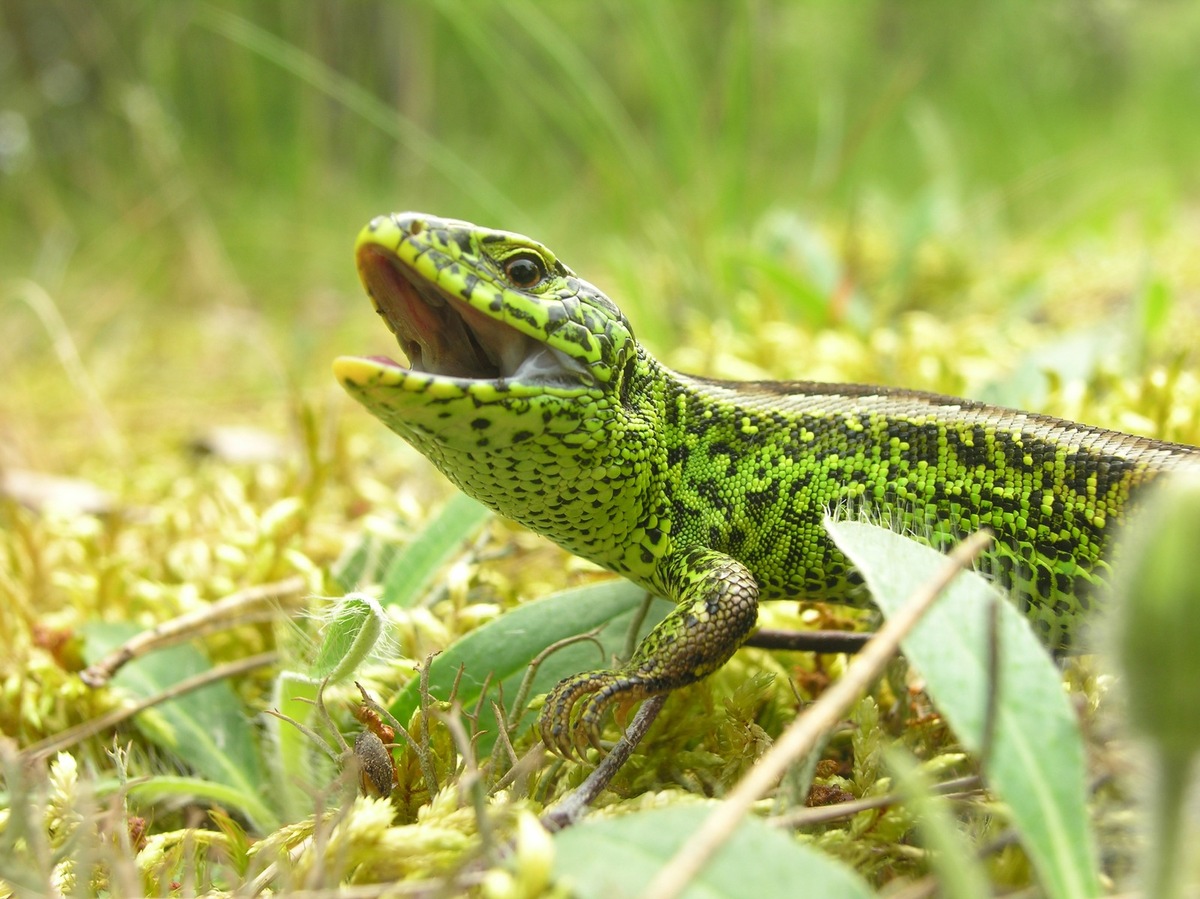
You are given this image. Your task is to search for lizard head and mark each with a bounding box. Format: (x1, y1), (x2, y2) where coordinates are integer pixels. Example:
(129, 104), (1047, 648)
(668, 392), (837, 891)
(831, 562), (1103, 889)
(334, 213), (640, 454)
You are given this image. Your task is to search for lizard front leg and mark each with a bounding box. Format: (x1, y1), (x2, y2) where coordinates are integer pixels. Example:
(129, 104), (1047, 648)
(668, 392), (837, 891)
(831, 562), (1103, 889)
(537, 547), (759, 758)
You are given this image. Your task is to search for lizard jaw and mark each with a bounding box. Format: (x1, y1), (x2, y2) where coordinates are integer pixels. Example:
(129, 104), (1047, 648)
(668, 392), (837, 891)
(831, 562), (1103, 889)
(354, 244), (588, 385)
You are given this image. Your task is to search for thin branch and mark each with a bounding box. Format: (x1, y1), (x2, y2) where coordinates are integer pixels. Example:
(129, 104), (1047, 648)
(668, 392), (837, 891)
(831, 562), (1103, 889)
(745, 628), (872, 654)
(22, 651), (280, 762)
(80, 576), (306, 686)
(767, 774), (984, 829)
(540, 694), (669, 830)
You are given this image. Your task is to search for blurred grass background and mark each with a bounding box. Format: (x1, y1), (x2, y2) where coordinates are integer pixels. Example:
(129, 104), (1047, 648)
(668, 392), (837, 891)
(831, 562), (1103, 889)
(2, 0), (1199, 464)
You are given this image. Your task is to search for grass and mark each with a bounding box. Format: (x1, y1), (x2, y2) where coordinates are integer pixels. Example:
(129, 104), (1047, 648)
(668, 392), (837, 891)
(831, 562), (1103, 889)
(3, 0), (1200, 894)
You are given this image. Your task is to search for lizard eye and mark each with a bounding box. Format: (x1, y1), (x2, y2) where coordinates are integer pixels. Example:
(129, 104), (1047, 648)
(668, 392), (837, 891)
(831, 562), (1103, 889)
(503, 252), (546, 289)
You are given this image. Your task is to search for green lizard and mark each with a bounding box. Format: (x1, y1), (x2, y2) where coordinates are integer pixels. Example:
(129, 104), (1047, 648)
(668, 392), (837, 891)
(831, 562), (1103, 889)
(335, 212), (1200, 758)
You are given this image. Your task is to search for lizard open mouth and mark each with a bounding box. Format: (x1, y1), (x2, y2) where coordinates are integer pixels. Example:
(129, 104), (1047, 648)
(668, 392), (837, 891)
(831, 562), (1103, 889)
(356, 244), (587, 384)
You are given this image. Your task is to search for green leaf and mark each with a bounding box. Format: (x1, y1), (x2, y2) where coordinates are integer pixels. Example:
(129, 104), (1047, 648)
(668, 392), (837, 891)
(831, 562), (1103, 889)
(332, 494), (492, 603)
(267, 670), (324, 824)
(330, 522), (393, 592)
(826, 520), (1100, 899)
(265, 592), (386, 821)
(388, 579), (666, 753)
(80, 622), (277, 831)
(1114, 476), (1200, 756)
(552, 804), (873, 899)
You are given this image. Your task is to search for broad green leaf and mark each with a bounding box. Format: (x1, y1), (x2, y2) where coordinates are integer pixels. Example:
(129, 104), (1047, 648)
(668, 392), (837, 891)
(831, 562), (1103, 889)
(552, 804), (872, 899)
(827, 520), (1100, 899)
(388, 580), (666, 753)
(81, 622), (277, 831)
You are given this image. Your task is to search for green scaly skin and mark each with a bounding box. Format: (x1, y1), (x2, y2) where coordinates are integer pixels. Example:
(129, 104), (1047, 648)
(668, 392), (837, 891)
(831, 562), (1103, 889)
(335, 212), (1200, 758)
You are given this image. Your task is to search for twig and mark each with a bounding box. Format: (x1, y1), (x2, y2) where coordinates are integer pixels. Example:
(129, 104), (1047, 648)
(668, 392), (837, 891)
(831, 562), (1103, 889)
(767, 774), (984, 828)
(412, 652), (443, 797)
(745, 628), (872, 654)
(507, 627), (606, 732)
(490, 742), (546, 799)
(440, 705), (493, 861)
(22, 651), (279, 762)
(641, 529), (993, 899)
(540, 694), (669, 830)
(80, 576), (307, 686)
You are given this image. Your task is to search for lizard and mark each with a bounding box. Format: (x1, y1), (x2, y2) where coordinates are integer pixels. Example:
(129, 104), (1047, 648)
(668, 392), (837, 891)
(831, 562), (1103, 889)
(334, 211), (1200, 758)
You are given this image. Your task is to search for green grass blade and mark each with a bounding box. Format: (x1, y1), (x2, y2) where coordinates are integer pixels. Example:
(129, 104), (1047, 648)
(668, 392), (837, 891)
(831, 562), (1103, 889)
(388, 580), (665, 754)
(827, 520), (1100, 899)
(887, 747), (991, 899)
(498, 0), (656, 191)
(432, 0), (657, 206)
(330, 526), (391, 593)
(552, 804), (873, 899)
(379, 493), (492, 608)
(333, 495), (492, 605)
(192, 3), (525, 223)
(125, 776), (276, 832)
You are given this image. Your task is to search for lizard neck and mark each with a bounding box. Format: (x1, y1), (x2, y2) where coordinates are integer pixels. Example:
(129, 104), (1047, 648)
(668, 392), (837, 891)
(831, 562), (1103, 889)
(388, 349), (676, 584)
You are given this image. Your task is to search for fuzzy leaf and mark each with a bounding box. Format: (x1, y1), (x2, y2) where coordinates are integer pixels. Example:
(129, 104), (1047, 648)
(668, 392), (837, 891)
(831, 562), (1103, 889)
(827, 520), (1100, 899)
(268, 670), (325, 823)
(310, 592), (387, 682)
(552, 804), (872, 898)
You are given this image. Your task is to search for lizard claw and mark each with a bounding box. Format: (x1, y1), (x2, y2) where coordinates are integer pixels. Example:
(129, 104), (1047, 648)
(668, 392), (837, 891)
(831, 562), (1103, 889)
(537, 669), (656, 759)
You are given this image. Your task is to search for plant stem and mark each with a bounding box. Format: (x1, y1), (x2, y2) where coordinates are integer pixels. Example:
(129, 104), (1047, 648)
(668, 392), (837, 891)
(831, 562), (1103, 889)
(1146, 747), (1195, 899)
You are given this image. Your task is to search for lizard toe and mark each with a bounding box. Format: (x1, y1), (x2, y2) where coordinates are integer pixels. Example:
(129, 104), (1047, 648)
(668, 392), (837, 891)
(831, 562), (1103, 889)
(538, 669), (612, 758)
(538, 668), (659, 759)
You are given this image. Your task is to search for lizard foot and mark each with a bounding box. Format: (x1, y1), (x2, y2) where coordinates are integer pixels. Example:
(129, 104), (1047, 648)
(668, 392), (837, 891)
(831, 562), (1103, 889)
(537, 549), (759, 760)
(537, 669), (658, 760)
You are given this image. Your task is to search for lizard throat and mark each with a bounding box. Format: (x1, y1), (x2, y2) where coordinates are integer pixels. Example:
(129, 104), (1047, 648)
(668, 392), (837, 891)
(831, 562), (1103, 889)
(356, 245), (587, 384)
